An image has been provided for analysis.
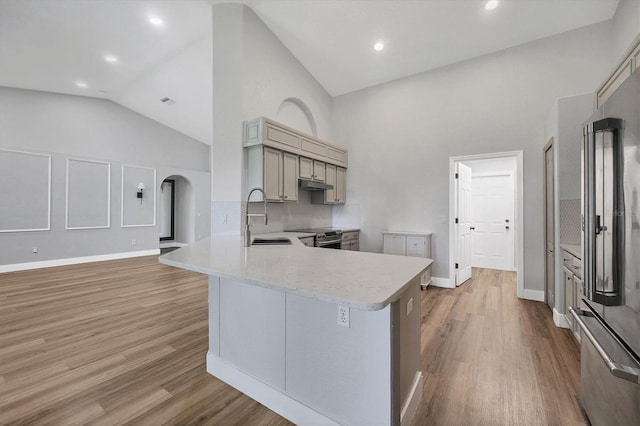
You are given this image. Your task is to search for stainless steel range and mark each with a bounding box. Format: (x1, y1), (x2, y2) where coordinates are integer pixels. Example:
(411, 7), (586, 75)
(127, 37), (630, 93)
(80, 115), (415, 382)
(289, 228), (343, 249)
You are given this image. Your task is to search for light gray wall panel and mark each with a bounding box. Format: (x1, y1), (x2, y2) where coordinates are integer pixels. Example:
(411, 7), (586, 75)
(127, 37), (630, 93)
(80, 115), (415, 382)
(219, 278), (286, 391)
(285, 294), (391, 424)
(122, 165), (156, 227)
(66, 158), (110, 229)
(0, 149), (50, 232)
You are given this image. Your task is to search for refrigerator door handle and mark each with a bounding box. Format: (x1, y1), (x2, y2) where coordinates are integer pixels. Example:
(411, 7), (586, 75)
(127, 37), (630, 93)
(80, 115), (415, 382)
(595, 215), (607, 235)
(570, 307), (640, 384)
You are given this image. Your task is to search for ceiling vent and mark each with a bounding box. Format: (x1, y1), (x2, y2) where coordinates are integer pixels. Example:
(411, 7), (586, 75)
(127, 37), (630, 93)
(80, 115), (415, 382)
(160, 97), (175, 105)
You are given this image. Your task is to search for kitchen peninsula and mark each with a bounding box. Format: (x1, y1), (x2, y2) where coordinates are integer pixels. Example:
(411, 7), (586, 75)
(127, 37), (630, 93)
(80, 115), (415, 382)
(160, 234), (432, 425)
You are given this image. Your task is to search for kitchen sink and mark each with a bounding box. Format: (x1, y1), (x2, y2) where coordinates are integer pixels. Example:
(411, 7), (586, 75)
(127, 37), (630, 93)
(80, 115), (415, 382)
(251, 237), (292, 246)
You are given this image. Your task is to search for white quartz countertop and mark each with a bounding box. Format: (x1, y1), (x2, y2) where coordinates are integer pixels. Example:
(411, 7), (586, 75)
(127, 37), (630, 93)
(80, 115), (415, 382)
(560, 243), (582, 259)
(159, 233), (432, 311)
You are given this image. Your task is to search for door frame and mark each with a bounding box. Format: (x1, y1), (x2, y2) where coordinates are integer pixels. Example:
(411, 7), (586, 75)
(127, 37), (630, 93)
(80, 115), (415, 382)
(542, 139), (555, 308)
(449, 151), (524, 297)
(160, 179), (175, 241)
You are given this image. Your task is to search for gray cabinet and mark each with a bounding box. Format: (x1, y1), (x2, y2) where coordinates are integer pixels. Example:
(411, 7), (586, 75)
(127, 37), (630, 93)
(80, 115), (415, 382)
(562, 248), (583, 342)
(246, 146), (298, 203)
(311, 164), (347, 205)
(299, 157), (326, 183)
(341, 230), (359, 251)
(383, 231), (432, 288)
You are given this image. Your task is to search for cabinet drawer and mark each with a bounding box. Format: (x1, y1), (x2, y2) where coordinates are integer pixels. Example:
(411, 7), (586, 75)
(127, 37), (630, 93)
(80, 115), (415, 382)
(342, 231), (359, 241)
(266, 124), (300, 149)
(562, 253), (573, 270)
(406, 237), (426, 257)
(572, 258), (583, 280)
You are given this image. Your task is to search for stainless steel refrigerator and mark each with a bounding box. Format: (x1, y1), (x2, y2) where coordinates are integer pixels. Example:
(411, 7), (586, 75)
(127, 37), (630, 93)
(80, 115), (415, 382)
(572, 69), (640, 425)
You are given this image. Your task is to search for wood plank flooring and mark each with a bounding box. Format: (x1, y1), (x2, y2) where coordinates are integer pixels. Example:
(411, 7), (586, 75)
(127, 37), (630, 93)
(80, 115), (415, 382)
(0, 258), (584, 425)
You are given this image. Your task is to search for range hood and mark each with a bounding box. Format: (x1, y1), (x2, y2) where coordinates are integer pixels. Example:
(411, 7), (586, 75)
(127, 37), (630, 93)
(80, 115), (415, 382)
(298, 179), (333, 191)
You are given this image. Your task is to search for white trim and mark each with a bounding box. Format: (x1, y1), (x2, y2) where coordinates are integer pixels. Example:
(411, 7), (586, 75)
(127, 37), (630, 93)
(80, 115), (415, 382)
(553, 308), (571, 329)
(449, 151), (524, 297)
(0, 249), (160, 273)
(522, 289), (545, 302)
(121, 164), (157, 228)
(471, 171), (511, 178)
(0, 149), (52, 232)
(400, 372), (423, 426)
(159, 242), (188, 249)
(431, 276), (454, 288)
(66, 157), (111, 230)
(207, 352), (339, 426)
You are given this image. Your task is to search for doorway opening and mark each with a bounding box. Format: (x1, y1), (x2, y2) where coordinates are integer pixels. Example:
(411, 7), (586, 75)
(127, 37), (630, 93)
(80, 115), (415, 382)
(158, 175), (194, 250)
(449, 151), (524, 297)
(543, 139), (555, 310)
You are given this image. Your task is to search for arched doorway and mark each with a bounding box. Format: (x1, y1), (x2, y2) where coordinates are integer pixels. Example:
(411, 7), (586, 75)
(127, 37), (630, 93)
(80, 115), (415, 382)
(159, 175), (194, 252)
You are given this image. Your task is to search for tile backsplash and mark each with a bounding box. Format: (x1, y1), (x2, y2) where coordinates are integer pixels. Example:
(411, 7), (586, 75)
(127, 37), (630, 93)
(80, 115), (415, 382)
(560, 199), (581, 245)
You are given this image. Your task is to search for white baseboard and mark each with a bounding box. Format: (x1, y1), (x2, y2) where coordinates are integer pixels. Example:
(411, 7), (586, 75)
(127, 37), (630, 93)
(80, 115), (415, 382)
(160, 242), (187, 249)
(553, 308), (571, 329)
(431, 276), (454, 288)
(522, 289), (545, 302)
(207, 352), (339, 426)
(401, 372), (423, 426)
(0, 249), (160, 273)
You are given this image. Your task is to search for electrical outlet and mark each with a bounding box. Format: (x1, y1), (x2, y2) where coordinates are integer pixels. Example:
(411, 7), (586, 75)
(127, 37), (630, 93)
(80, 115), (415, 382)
(131, 239), (136, 246)
(337, 305), (350, 328)
(32, 247), (38, 254)
(406, 297), (414, 315)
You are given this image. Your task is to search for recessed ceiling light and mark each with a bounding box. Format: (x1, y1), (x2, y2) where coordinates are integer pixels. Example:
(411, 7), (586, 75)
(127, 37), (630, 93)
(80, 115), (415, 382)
(485, 0), (499, 11)
(149, 16), (163, 26)
(104, 55), (119, 64)
(374, 41), (385, 52)
(75, 81), (88, 88)
(160, 97), (175, 105)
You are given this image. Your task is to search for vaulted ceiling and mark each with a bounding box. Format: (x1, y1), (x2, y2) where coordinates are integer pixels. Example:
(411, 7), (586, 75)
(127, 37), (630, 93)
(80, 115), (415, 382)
(0, 0), (620, 145)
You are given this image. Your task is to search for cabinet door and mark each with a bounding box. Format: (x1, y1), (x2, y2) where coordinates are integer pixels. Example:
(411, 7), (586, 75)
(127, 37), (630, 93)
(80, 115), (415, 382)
(314, 161), (326, 182)
(336, 167), (346, 204)
(325, 164), (336, 204)
(263, 147), (283, 202)
(406, 237), (426, 257)
(282, 152), (298, 202)
(350, 240), (359, 251)
(383, 235), (406, 256)
(563, 267), (574, 327)
(299, 157), (313, 180)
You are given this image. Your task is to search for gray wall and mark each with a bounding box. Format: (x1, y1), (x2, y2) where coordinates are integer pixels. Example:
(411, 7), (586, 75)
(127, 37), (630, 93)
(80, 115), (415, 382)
(331, 22), (613, 289)
(0, 87), (210, 266)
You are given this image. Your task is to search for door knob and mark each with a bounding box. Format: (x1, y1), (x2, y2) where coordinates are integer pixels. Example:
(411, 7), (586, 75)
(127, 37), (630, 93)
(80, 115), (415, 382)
(470, 227), (475, 230)
(505, 226), (510, 230)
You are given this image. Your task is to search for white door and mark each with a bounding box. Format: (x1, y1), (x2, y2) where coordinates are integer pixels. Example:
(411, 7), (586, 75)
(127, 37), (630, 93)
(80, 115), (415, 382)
(470, 172), (515, 270)
(455, 163), (472, 285)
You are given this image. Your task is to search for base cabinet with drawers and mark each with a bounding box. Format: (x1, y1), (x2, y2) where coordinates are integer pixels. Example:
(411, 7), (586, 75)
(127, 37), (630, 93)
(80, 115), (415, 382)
(383, 231), (432, 288)
(562, 247), (584, 342)
(341, 230), (359, 251)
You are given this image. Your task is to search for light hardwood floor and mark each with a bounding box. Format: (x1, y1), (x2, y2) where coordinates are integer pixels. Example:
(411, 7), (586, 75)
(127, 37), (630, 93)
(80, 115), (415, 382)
(0, 258), (584, 425)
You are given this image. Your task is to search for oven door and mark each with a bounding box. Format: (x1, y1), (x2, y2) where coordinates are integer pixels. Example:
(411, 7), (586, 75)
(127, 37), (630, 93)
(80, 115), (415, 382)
(317, 240), (342, 249)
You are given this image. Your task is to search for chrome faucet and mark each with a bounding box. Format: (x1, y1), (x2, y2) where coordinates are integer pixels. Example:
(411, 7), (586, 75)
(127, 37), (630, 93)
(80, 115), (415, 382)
(244, 188), (268, 247)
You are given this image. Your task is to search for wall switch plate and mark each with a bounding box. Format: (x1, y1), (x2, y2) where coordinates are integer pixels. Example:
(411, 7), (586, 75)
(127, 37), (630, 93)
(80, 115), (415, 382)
(406, 297), (414, 315)
(131, 239), (136, 246)
(32, 247), (38, 253)
(337, 305), (350, 328)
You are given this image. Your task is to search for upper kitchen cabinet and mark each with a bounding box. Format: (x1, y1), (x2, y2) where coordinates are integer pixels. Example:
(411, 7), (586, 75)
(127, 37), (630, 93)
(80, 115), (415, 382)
(244, 117), (348, 168)
(245, 146), (298, 202)
(299, 157), (326, 182)
(311, 164), (347, 205)
(244, 117), (348, 203)
(596, 36), (640, 108)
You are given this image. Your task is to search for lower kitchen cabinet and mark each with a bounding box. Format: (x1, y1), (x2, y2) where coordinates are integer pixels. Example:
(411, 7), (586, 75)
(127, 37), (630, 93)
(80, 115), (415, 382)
(562, 247), (583, 342)
(341, 230), (359, 251)
(383, 231), (432, 288)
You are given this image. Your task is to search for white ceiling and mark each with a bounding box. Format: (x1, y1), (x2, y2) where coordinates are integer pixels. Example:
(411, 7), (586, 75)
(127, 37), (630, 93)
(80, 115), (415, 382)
(0, 0), (620, 145)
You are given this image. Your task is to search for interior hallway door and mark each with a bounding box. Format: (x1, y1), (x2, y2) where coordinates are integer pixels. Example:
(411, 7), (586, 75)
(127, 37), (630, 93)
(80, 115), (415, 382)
(470, 172), (515, 270)
(455, 163), (472, 286)
(544, 141), (555, 309)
